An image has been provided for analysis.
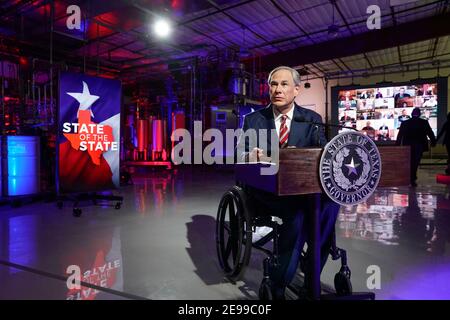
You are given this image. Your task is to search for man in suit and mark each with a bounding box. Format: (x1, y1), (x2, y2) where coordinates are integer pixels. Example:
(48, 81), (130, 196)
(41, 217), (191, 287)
(397, 109), (411, 126)
(340, 110), (355, 122)
(394, 87), (411, 105)
(378, 124), (390, 141)
(375, 89), (383, 98)
(396, 107), (436, 187)
(360, 90), (371, 99)
(362, 121), (376, 139)
(362, 121), (375, 131)
(237, 66), (340, 299)
(340, 91), (354, 102)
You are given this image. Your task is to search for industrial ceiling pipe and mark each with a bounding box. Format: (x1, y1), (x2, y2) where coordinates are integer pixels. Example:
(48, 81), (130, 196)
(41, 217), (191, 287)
(50, 0), (54, 125)
(303, 58), (450, 81)
(324, 62), (450, 81)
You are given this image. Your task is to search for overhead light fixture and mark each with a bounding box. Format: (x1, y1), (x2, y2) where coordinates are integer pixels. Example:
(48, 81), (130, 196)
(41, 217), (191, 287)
(304, 69), (311, 89)
(239, 27), (252, 58)
(328, 24), (339, 38)
(328, 0), (339, 38)
(153, 18), (171, 38)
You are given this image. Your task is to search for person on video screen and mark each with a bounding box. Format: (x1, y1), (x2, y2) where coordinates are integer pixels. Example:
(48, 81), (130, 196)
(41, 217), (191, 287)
(360, 90), (371, 99)
(423, 96), (437, 108)
(425, 85), (436, 96)
(398, 109), (411, 124)
(362, 121), (375, 131)
(375, 89), (383, 98)
(378, 124), (390, 141)
(340, 110), (355, 122)
(340, 91), (354, 102)
(394, 87), (411, 105)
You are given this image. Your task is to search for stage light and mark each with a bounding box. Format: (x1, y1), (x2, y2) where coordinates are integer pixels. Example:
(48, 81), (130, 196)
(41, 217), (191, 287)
(328, 1), (339, 38)
(304, 82), (311, 89)
(328, 24), (339, 38)
(153, 18), (171, 38)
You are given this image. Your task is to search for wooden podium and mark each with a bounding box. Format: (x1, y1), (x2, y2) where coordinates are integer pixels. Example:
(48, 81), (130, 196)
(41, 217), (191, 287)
(235, 146), (410, 299)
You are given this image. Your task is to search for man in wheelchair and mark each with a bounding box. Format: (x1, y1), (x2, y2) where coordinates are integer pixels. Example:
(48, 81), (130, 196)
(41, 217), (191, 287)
(237, 66), (340, 300)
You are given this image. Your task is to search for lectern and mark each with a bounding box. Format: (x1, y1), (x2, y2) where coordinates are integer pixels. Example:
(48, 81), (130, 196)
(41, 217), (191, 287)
(235, 145), (410, 300)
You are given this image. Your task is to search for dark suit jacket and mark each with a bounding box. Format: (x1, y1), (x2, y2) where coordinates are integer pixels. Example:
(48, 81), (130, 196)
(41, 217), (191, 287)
(237, 103), (326, 159)
(396, 117), (436, 151)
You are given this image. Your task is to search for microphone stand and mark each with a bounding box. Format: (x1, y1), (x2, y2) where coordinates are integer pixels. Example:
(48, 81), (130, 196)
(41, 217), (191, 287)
(294, 117), (358, 132)
(294, 116), (358, 146)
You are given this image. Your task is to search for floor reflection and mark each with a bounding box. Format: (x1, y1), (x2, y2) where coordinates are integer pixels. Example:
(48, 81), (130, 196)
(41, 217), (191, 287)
(1, 166), (449, 299)
(337, 186), (450, 255)
(131, 169), (178, 215)
(65, 227), (123, 300)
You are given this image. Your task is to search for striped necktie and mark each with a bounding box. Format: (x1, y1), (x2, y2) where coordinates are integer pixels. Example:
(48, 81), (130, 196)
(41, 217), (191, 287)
(279, 115), (289, 148)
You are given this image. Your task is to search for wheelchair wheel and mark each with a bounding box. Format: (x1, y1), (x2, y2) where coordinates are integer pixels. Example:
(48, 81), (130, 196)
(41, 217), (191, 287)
(334, 269), (352, 296)
(216, 186), (253, 282)
(258, 279), (273, 300)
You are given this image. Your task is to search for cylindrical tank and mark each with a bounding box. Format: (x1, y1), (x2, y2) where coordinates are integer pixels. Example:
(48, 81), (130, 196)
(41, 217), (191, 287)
(148, 116), (154, 152)
(4, 136), (40, 196)
(152, 120), (164, 152)
(162, 119), (167, 160)
(172, 111), (185, 133)
(136, 119), (149, 153)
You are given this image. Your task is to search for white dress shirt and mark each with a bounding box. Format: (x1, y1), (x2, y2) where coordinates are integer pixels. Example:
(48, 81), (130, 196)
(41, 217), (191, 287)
(273, 104), (294, 138)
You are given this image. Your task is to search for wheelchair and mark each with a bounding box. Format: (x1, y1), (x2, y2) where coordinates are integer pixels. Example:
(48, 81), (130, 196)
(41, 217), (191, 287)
(215, 184), (357, 300)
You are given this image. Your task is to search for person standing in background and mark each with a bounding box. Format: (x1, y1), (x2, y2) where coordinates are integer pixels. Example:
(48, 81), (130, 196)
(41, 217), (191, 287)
(396, 107), (436, 186)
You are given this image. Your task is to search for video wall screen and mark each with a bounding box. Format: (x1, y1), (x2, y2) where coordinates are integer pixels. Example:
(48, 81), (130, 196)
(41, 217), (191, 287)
(337, 84), (438, 141)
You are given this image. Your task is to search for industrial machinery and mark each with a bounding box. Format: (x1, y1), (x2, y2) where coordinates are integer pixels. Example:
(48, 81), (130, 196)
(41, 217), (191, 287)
(123, 97), (175, 169)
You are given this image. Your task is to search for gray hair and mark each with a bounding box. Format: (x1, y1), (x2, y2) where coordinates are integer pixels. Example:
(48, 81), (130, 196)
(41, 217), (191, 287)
(268, 66), (301, 86)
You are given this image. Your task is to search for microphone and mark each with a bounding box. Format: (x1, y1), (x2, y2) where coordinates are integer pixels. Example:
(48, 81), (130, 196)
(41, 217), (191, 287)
(293, 115), (358, 146)
(293, 116), (358, 131)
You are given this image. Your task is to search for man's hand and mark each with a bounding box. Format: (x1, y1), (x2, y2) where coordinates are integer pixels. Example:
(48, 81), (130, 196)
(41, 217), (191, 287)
(249, 148), (263, 162)
(248, 148), (271, 162)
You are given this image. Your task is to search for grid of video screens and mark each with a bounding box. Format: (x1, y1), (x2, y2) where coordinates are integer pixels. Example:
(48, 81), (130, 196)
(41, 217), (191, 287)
(338, 84), (438, 141)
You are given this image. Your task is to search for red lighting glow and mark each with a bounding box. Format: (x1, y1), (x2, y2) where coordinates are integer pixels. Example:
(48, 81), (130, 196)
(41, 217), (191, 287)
(19, 56), (28, 66)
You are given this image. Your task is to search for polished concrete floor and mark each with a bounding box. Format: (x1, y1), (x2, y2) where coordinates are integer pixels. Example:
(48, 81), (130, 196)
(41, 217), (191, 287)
(0, 165), (449, 300)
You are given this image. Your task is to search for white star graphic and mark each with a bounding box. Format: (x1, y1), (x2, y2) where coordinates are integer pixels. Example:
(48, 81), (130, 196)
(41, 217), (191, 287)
(100, 114), (120, 188)
(344, 157), (360, 176)
(67, 81), (99, 118)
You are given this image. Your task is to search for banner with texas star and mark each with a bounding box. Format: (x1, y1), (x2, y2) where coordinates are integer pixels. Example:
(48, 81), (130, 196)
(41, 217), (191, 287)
(58, 72), (121, 194)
